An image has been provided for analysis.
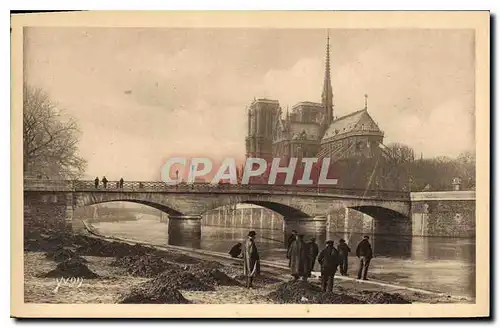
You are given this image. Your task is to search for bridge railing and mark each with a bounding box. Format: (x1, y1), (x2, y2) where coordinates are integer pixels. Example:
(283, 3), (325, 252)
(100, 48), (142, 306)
(23, 179), (410, 200)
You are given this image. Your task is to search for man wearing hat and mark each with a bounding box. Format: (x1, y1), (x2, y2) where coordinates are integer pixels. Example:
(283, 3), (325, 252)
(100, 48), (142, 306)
(356, 236), (373, 280)
(242, 230), (260, 288)
(287, 234), (311, 281)
(306, 237), (319, 277)
(286, 230), (298, 258)
(337, 239), (351, 276)
(318, 240), (340, 292)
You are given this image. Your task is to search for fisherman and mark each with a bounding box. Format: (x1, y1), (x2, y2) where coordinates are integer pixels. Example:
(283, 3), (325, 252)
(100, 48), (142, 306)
(94, 177), (99, 189)
(318, 240), (340, 292)
(119, 177), (124, 189)
(229, 242), (243, 258)
(242, 231), (260, 288)
(287, 234), (311, 281)
(102, 176), (108, 189)
(337, 238), (351, 276)
(356, 236), (373, 281)
(306, 237), (319, 277)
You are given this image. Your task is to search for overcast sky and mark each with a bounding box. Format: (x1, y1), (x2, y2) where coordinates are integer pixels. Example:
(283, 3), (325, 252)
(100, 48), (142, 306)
(24, 28), (475, 180)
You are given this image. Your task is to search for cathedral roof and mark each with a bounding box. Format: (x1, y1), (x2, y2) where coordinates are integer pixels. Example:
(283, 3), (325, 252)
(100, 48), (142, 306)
(254, 98), (279, 103)
(322, 108), (382, 141)
(291, 101), (323, 109)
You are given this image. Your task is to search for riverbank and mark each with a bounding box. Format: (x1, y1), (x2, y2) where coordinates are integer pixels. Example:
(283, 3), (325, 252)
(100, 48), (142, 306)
(23, 227), (471, 304)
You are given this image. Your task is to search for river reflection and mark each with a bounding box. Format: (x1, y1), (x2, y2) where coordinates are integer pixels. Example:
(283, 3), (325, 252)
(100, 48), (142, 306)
(92, 218), (475, 299)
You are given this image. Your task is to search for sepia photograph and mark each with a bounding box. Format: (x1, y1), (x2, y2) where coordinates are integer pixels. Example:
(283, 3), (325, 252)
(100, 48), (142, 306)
(11, 11), (489, 318)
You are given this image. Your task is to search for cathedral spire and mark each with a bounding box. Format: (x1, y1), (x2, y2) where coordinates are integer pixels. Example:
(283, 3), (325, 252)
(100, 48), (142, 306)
(321, 30), (334, 127)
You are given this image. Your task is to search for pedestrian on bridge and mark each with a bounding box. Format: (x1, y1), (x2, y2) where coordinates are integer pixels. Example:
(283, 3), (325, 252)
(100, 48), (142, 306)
(94, 177), (99, 189)
(242, 231), (260, 288)
(338, 239), (351, 276)
(318, 240), (340, 292)
(119, 178), (124, 189)
(287, 234), (311, 281)
(356, 236), (373, 281)
(102, 176), (108, 189)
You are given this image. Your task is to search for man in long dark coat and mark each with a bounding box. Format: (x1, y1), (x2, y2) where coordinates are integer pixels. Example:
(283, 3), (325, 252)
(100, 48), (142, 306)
(286, 230), (298, 268)
(337, 238), (351, 276)
(286, 230), (298, 251)
(356, 235), (373, 280)
(242, 231), (260, 288)
(318, 240), (340, 292)
(94, 177), (99, 189)
(287, 234), (311, 281)
(306, 237), (319, 277)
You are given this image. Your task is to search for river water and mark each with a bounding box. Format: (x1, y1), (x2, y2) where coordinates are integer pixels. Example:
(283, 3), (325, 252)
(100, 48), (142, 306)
(92, 215), (475, 299)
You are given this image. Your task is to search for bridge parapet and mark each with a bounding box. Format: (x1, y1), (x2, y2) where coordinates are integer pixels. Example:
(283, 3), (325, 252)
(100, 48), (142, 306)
(410, 191), (475, 201)
(23, 179), (410, 201)
(23, 179), (74, 191)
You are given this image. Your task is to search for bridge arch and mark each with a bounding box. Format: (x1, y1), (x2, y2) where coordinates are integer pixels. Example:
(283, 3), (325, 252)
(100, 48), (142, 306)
(238, 201), (309, 218)
(334, 198), (411, 218)
(203, 194), (320, 218)
(73, 192), (184, 216)
(343, 205), (412, 236)
(72, 195), (201, 248)
(349, 205), (408, 220)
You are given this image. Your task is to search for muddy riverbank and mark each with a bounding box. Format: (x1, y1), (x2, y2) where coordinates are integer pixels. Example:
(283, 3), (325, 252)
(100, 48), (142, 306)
(23, 228), (470, 304)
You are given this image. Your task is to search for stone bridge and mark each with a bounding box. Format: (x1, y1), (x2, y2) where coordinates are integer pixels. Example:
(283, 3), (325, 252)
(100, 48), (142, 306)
(24, 179), (411, 245)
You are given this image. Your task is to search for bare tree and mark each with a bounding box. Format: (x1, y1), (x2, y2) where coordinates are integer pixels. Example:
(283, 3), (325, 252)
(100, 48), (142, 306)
(386, 143), (415, 164)
(376, 143), (415, 190)
(23, 84), (87, 179)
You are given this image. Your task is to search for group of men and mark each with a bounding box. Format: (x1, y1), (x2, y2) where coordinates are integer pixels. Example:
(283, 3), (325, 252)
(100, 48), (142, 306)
(230, 230), (373, 292)
(94, 176), (124, 189)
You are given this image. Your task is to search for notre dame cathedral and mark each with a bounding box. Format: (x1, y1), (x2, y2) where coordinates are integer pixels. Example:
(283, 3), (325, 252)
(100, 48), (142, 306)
(245, 35), (385, 166)
(244, 34), (397, 189)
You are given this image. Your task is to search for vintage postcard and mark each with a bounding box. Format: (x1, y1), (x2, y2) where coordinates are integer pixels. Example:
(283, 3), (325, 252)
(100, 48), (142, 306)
(11, 11), (489, 318)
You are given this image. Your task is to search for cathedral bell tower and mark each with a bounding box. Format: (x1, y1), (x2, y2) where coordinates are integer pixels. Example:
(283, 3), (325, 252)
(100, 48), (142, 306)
(245, 98), (280, 162)
(321, 31), (334, 132)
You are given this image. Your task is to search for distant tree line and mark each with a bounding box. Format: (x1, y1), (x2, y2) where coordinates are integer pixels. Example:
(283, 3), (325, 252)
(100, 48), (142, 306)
(334, 143), (475, 192)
